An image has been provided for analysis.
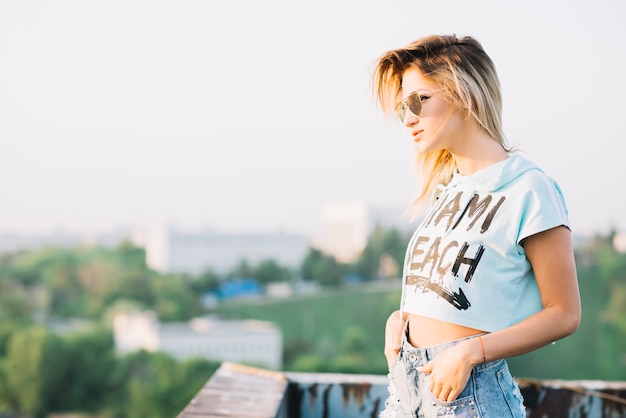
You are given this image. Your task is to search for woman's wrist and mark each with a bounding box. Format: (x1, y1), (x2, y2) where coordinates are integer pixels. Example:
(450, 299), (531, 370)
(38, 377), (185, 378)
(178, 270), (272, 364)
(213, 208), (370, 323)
(477, 335), (486, 363)
(461, 337), (486, 367)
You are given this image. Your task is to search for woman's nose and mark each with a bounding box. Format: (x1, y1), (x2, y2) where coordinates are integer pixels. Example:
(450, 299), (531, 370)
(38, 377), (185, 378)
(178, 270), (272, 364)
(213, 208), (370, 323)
(403, 111), (418, 128)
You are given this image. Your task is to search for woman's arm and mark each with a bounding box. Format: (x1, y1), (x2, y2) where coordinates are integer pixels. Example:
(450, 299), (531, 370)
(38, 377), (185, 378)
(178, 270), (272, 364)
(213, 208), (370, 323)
(478, 225), (581, 357)
(420, 225), (581, 401)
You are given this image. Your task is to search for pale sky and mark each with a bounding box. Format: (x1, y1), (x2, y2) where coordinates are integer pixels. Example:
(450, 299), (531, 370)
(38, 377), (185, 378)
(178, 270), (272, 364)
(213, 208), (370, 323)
(1, 0), (624, 237)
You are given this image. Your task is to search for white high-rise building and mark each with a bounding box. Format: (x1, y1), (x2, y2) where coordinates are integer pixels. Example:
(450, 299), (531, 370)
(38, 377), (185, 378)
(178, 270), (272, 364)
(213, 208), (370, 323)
(145, 224), (310, 274)
(316, 202), (368, 263)
(313, 203), (414, 263)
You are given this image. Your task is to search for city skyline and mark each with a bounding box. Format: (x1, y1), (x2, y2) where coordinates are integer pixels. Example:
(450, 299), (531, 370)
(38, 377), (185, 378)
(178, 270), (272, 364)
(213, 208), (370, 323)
(2, 0), (625, 238)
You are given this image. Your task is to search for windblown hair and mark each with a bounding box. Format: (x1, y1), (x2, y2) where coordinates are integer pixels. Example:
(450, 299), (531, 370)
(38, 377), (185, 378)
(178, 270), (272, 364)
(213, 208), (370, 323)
(372, 34), (511, 216)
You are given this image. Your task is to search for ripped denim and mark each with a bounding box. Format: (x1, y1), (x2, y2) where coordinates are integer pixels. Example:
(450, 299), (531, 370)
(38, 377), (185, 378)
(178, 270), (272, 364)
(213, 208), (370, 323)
(380, 333), (526, 418)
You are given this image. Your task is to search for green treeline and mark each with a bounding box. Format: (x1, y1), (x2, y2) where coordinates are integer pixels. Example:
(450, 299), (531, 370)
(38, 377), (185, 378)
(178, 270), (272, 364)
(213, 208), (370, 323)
(0, 228), (624, 416)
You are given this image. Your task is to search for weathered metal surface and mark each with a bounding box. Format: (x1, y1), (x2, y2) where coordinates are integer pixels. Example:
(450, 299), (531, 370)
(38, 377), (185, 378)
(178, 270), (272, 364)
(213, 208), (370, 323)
(284, 371), (389, 418)
(178, 363), (626, 418)
(518, 379), (626, 418)
(177, 362), (288, 418)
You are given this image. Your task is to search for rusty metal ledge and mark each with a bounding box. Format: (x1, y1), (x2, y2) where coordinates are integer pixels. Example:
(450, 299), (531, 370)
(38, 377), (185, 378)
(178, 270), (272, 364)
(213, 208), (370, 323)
(179, 363), (626, 418)
(177, 362), (289, 418)
(517, 377), (626, 418)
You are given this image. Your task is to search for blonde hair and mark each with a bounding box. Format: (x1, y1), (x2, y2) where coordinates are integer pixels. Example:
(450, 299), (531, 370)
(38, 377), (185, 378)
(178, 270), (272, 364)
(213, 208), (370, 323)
(372, 34), (511, 216)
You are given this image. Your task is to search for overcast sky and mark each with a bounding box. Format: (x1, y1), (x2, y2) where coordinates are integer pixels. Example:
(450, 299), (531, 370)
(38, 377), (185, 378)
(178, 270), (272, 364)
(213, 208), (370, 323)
(1, 0), (624, 237)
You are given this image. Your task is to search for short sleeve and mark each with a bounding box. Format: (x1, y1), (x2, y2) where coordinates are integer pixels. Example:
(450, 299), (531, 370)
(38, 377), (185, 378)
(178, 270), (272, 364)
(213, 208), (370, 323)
(516, 170), (570, 245)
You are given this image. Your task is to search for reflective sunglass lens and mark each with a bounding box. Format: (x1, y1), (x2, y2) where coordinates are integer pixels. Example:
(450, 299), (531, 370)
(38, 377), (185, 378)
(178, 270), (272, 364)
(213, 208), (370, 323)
(396, 104), (407, 121)
(396, 92), (422, 121)
(407, 93), (422, 117)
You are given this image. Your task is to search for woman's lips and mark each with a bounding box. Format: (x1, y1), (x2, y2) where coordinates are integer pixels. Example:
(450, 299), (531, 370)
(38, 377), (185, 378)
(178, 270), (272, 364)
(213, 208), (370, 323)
(412, 130), (423, 141)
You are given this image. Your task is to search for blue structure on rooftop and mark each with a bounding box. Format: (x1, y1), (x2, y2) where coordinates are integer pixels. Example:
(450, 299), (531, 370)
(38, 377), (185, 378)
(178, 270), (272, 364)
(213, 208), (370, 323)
(214, 277), (263, 300)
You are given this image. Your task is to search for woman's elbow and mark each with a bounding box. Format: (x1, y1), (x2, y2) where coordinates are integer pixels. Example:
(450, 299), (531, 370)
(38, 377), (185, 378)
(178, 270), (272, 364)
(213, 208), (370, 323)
(561, 305), (582, 338)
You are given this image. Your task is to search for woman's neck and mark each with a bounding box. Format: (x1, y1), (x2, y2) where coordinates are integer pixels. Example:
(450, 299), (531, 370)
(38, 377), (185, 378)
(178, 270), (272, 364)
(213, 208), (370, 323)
(452, 129), (509, 176)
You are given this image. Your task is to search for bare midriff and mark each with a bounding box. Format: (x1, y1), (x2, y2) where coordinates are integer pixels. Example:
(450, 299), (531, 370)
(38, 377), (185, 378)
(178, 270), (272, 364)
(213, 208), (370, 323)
(407, 313), (485, 348)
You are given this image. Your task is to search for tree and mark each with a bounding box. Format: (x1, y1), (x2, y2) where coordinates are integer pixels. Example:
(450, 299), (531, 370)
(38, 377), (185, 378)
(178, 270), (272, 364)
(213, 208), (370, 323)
(228, 259), (255, 279)
(106, 351), (218, 418)
(4, 326), (69, 417)
(151, 274), (201, 321)
(115, 240), (147, 270)
(63, 328), (117, 412)
(77, 258), (128, 316)
(354, 225), (409, 280)
(255, 259), (293, 284)
(189, 268), (221, 294)
(0, 284), (31, 323)
(301, 248), (343, 286)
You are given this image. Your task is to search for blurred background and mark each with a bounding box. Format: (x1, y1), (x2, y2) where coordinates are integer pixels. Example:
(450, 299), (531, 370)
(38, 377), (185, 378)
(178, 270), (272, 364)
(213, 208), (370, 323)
(1, 0), (625, 417)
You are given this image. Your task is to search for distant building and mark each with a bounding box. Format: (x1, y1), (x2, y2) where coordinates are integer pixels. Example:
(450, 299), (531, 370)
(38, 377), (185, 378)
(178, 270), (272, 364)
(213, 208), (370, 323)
(313, 203), (414, 263)
(614, 231), (626, 253)
(0, 228), (133, 254)
(145, 225), (310, 274)
(213, 277), (263, 300)
(315, 202), (368, 263)
(113, 311), (283, 370)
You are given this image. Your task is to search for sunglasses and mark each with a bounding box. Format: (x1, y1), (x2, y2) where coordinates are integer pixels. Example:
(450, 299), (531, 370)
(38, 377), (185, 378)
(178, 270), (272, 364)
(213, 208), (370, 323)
(395, 89), (444, 121)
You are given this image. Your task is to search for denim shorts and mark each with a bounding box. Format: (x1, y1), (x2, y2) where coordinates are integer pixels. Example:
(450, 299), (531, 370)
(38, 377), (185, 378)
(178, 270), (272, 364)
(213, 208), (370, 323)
(380, 333), (526, 418)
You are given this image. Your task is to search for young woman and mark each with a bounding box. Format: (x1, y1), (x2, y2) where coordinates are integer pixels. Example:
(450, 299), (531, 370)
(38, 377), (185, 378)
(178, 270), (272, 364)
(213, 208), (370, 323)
(372, 34), (581, 417)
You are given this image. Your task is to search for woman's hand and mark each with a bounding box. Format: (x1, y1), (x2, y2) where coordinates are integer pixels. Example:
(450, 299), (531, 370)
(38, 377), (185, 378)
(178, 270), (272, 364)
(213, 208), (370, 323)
(384, 310), (406, 370)
(417, 338), (482, 402)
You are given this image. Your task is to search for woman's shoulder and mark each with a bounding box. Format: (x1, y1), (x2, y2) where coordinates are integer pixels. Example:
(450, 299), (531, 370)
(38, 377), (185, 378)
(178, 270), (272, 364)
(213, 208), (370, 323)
(502, 155), (563, 192)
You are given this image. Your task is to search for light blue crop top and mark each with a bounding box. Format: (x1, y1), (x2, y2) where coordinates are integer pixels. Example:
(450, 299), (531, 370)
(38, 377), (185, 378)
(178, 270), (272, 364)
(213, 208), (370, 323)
(400, 154), (570, 332)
